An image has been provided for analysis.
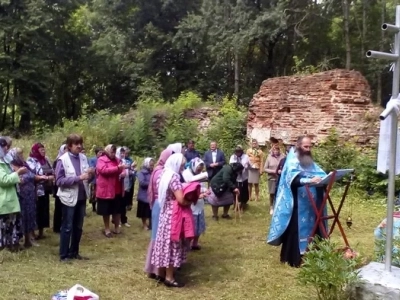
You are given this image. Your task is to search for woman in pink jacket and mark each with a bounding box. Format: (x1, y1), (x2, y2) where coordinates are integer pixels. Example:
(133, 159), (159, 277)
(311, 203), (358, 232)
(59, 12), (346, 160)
(96, 144), (126, 237)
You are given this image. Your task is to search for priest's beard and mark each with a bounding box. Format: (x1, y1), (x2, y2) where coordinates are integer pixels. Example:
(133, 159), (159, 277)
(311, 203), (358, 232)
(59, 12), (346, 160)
(297, 148), (314, 168)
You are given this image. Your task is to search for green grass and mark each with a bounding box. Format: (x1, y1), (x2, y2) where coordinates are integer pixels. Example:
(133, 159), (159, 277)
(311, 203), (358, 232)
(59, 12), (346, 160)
(0, 185), (387, 300)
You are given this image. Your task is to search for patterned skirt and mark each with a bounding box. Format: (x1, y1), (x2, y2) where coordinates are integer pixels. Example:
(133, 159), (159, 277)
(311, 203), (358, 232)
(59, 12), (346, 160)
(151, 200), (185, 268)
(19, 195), (37, 233)
(193, 211), (206, 236)
(0, 213), (22, 248)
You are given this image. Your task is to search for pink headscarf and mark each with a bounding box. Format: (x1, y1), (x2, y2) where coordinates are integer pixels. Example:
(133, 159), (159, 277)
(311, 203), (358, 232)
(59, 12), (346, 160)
(148, 148), (173, 208)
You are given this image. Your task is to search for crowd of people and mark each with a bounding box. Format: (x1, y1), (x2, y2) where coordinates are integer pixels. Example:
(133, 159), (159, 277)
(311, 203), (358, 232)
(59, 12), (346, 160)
(0, 132), (325, 288)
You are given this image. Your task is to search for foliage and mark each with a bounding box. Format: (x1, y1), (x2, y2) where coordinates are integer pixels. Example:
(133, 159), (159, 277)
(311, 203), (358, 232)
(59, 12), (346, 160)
(313, 129), (358, 172)
(25, 91), (245, 159)
(0, 0), (394, 133)
(298, 238), (361, 300)
(313, 129), (392, 196)
(197, 96), (247, 154)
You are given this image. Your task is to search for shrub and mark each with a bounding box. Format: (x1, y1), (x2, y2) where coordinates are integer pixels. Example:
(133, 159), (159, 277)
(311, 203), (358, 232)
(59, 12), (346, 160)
(312, 130), (391, 197)
(18, 91), (246, 160)
(197, 96), (247, 154)
(298, 238), (361, 300)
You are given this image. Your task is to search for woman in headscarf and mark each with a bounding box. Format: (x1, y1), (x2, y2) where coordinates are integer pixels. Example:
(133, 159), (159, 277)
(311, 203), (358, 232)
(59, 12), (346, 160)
(9, 148), (47, 248)
(0, 137), (27, 252)
(151, 153), (188, 288)
(167, 143), (183, 154)
(136, 158), (154, 229)
(27, 143), (55, 239)
(208, 162), (244, 220)
(52, 144), (67, 233)
(182, 157), (209, 250)
(144, 148), (173, 281)
(96, 144), (125, 237)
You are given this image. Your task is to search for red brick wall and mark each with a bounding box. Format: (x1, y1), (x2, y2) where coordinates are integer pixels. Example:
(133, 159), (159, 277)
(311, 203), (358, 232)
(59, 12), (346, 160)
(247, 69), (381, 145)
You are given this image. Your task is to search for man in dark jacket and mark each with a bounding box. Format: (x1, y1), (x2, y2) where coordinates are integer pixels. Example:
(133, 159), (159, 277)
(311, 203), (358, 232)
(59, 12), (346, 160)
(184, 140), (200, 163)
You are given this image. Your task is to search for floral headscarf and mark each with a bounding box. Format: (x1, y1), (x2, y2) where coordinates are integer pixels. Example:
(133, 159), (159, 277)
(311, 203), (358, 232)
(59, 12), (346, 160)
(30, 143), (46, 165)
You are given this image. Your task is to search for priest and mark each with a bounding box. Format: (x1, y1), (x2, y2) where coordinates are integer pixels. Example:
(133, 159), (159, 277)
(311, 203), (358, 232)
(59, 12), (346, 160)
(267, 136), (327, 267)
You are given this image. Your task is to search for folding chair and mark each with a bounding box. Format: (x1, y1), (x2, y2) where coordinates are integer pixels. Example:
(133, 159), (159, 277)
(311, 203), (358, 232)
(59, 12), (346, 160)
(304, 169), (354, 249)
(233, 194), (242, 222)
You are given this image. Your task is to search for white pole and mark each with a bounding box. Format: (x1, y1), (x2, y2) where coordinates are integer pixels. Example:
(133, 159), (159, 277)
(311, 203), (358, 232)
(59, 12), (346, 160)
(384, 5), (400, 272)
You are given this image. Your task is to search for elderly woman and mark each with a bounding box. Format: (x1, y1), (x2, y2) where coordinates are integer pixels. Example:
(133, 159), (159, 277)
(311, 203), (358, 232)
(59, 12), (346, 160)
(9, 148), (47, 248)
(182, 157), (209, 250)
(96, 144), (126, 237)
(246, 139), (264, 202)
(0, 137), (27, 252)
(27, 143), (55, 239)
(167, 143), (183, 154)
(144, 149), (173, 281)
(151, 153), (188, 288)
(137, 158), (154, 230)
(208, 163), (244, 220)
(264, 146), (285, 215)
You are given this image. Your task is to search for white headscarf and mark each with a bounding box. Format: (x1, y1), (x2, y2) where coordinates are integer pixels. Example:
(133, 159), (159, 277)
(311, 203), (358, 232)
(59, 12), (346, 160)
(116, 147), (122, 159)
(167, 143), (182, 154)
(190, 157), (204, 174)
(143, 157), (153, 169)
(157, 153), (184, 207)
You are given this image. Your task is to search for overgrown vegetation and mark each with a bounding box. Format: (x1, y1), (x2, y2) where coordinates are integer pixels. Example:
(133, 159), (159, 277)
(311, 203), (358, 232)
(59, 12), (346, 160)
(312, 129), (390, 196)
(18, 93), (387, 200)
(30, 91), (247, 159)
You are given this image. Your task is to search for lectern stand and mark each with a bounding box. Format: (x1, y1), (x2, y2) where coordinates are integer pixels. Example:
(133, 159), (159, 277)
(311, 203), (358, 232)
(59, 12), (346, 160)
(305, 169), (355, 249)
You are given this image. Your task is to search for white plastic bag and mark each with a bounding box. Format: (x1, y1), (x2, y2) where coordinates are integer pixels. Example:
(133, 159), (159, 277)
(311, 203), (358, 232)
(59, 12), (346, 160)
(67, 284), (99, 300)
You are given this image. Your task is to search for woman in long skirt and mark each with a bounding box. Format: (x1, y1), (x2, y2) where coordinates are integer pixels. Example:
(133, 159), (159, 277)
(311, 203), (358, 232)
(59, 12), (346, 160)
(151, 153), (188, 288)
(144, 148), (173, 280)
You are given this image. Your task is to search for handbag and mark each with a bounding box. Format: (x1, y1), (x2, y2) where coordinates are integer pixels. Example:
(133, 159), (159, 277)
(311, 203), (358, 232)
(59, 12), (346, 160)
(211, 181), (228, 197)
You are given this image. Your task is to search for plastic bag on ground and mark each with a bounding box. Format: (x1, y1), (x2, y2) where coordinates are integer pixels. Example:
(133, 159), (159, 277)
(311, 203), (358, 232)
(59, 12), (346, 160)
(51, 284), (99, 300)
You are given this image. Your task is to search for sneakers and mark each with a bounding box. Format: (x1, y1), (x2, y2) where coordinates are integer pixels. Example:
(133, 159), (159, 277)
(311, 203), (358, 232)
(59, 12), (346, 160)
(124, 223), (131, 228)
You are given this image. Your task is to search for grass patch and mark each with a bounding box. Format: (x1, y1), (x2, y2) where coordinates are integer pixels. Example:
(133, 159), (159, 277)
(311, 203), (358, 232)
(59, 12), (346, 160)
(0, 183), (386, 299)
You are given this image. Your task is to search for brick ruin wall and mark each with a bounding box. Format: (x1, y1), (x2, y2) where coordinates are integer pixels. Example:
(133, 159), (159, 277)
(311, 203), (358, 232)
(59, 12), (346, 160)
(247, 69), (382, 146)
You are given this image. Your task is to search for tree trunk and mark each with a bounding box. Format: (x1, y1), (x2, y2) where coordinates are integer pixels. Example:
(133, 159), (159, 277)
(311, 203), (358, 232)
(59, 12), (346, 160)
(361, 0), (367, 64)
(1, 81), (9, 131)
(377, 0), (386, 104)
(234, 52), (239, 98)
(343, 0), (351, 69)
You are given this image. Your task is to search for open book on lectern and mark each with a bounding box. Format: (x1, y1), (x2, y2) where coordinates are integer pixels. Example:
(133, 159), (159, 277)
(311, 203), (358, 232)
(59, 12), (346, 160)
(308, 169), (354, 187)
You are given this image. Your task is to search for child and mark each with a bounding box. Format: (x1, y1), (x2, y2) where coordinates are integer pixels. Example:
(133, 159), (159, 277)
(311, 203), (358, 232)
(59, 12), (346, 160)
(182, 157), (209, 250)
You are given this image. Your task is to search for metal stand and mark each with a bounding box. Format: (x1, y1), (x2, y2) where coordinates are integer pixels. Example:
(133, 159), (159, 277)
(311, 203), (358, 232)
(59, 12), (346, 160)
(366, 5), (400, 272)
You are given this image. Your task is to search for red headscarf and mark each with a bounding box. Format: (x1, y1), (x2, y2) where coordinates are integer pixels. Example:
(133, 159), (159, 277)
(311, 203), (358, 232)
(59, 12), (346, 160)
(30, 143), (46, 165)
